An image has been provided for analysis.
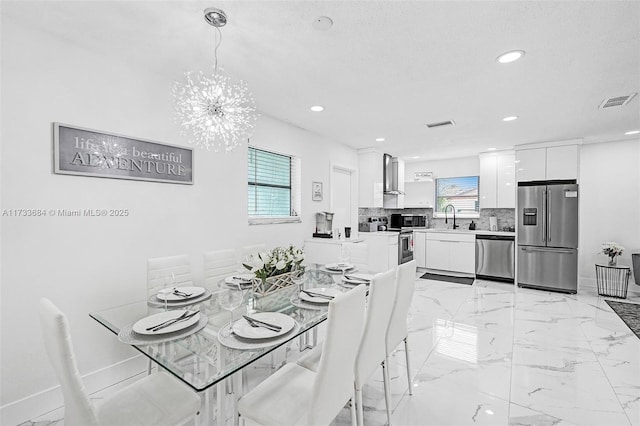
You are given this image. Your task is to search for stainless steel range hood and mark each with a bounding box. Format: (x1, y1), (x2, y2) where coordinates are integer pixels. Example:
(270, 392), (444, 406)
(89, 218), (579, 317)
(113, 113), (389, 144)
(383, 153), (405, 195)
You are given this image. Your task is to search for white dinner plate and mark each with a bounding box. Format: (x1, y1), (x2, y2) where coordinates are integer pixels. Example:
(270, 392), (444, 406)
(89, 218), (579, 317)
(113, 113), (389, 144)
(299, 287), (343, 304)
(156, 286), (206, 302)
(224, 274), (254, 288)
(232, 312), (295, 339)
(325, 262), (355, 271)
(132, 310), (201, 335)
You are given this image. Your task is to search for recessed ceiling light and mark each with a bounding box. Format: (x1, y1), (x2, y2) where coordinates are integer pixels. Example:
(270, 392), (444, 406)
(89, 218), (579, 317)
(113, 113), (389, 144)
(310, 105), (324, 112)
(487, 147), (497, 151)
(497, 50), (525, 64)
(412, 156), (420, 159)
(503, 116), (519, 122)
(625, 130), (640, 135)
(375, 137), (385, 142)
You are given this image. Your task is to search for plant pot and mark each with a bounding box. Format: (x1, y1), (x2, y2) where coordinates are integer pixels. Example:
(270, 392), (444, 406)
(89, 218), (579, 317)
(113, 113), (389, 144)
(251, 271), (301, 311)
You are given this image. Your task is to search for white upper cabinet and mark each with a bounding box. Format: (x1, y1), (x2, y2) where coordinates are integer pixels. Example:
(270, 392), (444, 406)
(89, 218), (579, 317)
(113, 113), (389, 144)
(516, 143), (579, 182)
(479, 151), (515, 208)
(358, 150), (384, 207)
(516, 148), (547, 181)
(546, 145), (579, 180)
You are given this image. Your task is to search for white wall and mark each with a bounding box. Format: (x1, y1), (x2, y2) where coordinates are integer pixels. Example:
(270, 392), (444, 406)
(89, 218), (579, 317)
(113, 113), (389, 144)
(578, 139), (640, 284)
(404, 156), (479, 180)
(0, 17), (357, 419)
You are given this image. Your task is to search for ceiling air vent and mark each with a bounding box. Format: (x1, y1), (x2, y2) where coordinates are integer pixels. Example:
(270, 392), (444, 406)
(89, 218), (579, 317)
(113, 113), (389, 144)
(599, 93), (637, 109)
(426, 120), (455, 128)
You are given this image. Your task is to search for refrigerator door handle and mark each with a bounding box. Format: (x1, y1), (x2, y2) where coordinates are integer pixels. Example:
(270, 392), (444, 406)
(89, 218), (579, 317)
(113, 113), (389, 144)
(547, 188), (552, 243)
(542, 189), (547, 243)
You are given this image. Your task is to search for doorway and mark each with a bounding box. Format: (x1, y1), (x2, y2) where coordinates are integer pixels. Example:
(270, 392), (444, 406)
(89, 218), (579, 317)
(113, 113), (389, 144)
(330, 165), (357, 238)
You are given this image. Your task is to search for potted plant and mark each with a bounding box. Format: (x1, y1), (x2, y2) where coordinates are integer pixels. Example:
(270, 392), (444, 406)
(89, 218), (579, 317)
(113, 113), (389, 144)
(243, 245), (305, 296)
(601, 242), (624, 266)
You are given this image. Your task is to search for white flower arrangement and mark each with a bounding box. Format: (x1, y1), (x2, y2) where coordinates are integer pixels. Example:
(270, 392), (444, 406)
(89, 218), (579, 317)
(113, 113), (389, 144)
(601, 242), (624, 259)
(243, 245), (304, 281)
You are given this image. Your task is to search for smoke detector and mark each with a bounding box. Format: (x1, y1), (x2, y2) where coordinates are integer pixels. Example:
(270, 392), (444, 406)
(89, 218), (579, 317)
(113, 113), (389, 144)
(313, 16), (333, 31)
(599, 93), (636, 109)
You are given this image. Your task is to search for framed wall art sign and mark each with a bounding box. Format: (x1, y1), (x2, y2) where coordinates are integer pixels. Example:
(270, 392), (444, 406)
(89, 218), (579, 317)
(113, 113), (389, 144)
(53, 123), (193, 184)
(312, 181), (323, 201)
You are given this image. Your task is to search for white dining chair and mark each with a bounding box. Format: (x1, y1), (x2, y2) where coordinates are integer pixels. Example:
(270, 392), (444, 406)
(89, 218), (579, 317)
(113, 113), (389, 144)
(38, 298), (201, 426)
(297, 268), (398, 426)
(204, 248), (240, 289)
(238, 285), (366, 426)
(385, 260), (417, 399)
(239, 243), (266, 265)
(147, 254), (194, 298)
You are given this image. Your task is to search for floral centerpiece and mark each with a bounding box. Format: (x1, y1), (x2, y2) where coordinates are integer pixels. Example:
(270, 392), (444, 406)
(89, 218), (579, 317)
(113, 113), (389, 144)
(243, 245), (304, 296)
(602, 242), (624, 266)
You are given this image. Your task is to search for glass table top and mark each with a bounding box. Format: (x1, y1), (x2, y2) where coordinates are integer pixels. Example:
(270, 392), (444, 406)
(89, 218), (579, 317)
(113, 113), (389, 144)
(89, 269), (364, 392)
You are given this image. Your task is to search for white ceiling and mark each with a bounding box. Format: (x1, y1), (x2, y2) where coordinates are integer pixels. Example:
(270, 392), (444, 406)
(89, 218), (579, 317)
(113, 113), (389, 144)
(4, 0), (640, 160)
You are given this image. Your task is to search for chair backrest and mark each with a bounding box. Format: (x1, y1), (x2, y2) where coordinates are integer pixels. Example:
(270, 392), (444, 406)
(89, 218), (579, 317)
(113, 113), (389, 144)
(343, 242), (368, 272)
(38, 298), (99, 426)
(354, 268), (398, 386)
(147, 254), (193, 298)
(204, 249), (240, 289)
(308, 285), (366, 425)
(239, 244), (266, 265)
(303, 269), (336, 288)
(386, 260), (417, 351)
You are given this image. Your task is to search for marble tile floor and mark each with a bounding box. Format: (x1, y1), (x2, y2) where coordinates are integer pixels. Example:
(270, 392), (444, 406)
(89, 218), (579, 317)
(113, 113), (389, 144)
(22, 277), (640, 426)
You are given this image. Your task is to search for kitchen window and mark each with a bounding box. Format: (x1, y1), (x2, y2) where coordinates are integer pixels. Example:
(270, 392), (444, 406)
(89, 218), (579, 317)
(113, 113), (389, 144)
(434, 175), (479, 218)
(248, 147), (301, 224)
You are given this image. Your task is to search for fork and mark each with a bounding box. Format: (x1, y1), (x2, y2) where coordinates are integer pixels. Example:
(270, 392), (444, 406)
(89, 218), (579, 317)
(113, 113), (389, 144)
(242, 315), (282, 332)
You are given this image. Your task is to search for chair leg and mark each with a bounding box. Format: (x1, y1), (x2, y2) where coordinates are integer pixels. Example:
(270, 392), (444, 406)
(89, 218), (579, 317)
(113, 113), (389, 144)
(147, 358), (152, 375)
(356, 387), (364, 426)
(350, 390), (357, 426)
(382, 360), (392, 426)
(404, 337), (412, 396)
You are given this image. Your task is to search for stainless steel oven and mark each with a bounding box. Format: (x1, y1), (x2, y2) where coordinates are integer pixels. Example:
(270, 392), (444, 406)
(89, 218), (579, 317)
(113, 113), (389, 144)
(398, 230), (414, 264)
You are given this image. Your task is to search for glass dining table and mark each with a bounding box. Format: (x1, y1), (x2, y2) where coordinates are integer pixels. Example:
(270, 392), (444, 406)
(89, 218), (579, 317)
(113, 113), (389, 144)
(89, 267), (364, 425)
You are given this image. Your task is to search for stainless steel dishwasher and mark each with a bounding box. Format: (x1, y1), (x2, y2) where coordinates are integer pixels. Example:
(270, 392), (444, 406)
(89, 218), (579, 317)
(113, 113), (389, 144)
(475, 234), (515, 282)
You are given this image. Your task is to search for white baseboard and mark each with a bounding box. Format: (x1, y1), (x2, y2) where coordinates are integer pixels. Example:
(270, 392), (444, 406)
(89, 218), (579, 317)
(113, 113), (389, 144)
(0, 355), (147, 425)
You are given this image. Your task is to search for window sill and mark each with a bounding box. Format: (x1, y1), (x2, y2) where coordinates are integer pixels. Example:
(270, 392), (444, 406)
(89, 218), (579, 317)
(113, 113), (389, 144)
(248, 217), (302, 225)
(433, 213), (480, 219)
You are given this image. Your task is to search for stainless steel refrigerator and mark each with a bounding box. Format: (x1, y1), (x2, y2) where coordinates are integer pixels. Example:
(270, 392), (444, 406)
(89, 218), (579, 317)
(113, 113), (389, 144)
(517, 182), (579, 293)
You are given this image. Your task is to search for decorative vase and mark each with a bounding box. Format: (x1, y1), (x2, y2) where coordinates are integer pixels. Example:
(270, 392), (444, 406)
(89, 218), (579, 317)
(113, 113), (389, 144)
(608, 256), (617, 267)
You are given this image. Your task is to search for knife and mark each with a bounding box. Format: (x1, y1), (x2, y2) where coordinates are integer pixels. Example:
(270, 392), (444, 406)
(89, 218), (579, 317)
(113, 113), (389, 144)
(242, 315), (282, 331)
(301, 289), (334, 300)
(345, 275), (370, 283)
(148, 311), (199, 332)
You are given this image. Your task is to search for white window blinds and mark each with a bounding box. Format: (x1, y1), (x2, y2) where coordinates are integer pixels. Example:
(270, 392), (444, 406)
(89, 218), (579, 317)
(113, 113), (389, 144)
(248, 147), (300, 219)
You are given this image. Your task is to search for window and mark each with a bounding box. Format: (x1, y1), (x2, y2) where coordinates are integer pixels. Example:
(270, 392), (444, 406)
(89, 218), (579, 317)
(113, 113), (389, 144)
(434, 176), (479, 217)
(248, 147), (301, 224)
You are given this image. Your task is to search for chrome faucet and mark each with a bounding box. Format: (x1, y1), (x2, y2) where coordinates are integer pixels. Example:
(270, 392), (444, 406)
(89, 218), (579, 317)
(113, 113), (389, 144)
(444, 204), (458, 229)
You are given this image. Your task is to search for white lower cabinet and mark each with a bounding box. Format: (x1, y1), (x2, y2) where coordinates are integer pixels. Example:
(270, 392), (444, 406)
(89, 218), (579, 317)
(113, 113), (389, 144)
(425, 232), (475, 274)
(413, 231), (426, 268)
(359, 233), (399, 272)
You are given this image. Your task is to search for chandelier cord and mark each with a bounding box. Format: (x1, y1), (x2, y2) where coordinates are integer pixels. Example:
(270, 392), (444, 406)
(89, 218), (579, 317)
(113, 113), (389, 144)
(213, 26), (222, 74)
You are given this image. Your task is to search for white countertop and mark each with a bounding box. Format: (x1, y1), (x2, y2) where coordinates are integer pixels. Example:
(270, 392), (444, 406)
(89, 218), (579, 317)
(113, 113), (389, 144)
(412, 228), (515, 236)
(305, 237), (364, 244)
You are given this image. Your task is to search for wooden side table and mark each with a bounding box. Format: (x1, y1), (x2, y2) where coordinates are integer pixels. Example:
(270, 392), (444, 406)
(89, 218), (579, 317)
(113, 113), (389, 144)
(595, 264), (631, 298)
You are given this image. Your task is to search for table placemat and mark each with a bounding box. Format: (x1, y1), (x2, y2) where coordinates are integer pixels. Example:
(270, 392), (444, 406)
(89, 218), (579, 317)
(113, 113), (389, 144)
(118, 314), (209, 345)
(289, 296), (330, 311)
(147, 290), (212, 308)
(217, 321), (300, 350)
